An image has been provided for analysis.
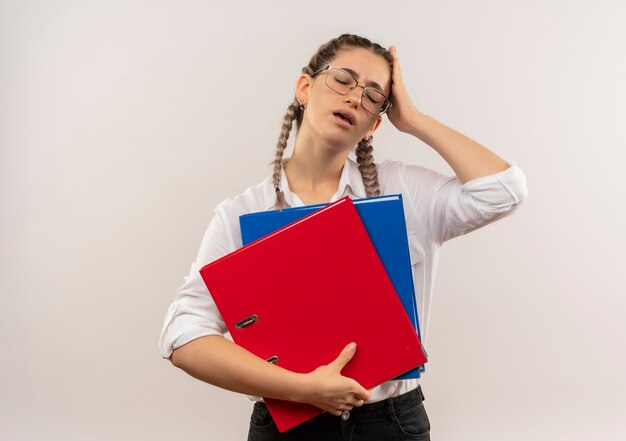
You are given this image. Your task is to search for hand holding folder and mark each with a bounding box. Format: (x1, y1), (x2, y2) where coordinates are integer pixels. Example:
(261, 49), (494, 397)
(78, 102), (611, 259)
(199, 196), (427, 432)
(303, 341), (372, 411)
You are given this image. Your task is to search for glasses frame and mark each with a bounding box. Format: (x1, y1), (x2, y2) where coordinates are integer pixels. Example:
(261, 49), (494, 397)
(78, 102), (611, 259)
(311, 65), (393, 116)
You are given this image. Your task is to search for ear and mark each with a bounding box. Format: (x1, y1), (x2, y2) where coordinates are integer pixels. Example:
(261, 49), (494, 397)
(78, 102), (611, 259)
(364, 117), (383, 140)
(295, 74), (313, 107)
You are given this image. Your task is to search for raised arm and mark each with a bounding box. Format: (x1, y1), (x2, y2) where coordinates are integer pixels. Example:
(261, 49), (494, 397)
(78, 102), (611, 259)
(386, 45), (510, 183)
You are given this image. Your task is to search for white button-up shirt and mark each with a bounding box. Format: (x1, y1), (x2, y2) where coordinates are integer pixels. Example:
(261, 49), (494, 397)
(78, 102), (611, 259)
(160, 157), (528, 403)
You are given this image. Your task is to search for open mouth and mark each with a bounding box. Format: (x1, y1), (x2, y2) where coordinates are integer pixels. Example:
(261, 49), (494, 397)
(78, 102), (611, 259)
(333, 112), (354, 126)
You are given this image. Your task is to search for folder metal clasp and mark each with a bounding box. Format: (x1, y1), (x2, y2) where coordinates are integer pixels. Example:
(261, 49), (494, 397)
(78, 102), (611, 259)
(235, 314), (259, 329)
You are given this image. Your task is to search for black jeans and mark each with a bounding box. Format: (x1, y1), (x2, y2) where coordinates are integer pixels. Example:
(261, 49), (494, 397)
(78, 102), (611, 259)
(247, 385), (430, 441)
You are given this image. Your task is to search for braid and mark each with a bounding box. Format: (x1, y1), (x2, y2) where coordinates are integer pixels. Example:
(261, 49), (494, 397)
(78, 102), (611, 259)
(272, 98), (300, 209)
(355, 136), (381, 197)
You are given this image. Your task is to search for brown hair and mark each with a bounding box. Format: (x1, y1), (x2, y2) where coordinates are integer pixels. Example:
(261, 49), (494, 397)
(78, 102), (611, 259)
(272, 34), (393, 209)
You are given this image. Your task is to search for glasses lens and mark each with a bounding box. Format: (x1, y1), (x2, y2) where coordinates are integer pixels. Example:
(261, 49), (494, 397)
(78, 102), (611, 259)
(325, 68), (356, 94)
(362, 89), (390, 115)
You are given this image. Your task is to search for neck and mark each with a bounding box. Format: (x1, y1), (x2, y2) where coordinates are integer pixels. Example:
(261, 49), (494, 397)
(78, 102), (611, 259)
(284, 131), (350, 194)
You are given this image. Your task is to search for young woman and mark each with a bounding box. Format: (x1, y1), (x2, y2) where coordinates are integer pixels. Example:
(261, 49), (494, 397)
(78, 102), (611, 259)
(159, 34), (527, 440)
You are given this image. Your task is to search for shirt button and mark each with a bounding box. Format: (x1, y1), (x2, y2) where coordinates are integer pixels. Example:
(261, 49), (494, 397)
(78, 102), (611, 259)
(341, 410), (350, 421)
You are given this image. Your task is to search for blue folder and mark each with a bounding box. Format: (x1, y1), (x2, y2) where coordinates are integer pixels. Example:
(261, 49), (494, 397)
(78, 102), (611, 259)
(239, 194), (425, 379)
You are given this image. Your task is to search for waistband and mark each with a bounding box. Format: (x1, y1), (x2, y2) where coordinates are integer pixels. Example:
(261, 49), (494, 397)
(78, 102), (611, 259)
(255, 384), (424, 419)
(346, 384), (424, 417)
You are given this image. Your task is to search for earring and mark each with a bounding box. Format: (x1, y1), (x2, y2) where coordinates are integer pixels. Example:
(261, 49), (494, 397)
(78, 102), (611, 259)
(296, 96), (306, 111)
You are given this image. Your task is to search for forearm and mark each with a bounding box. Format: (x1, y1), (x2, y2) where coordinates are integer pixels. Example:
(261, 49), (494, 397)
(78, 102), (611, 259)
(170, 335), (304, 402)
(408, 112), (510, 184)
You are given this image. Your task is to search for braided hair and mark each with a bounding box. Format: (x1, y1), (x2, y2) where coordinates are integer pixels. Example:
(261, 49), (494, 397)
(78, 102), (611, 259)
(272, 34), (393, 209)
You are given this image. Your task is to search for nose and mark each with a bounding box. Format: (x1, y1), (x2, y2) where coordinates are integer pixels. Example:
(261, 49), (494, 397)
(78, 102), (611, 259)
(344, 86), (363, 109)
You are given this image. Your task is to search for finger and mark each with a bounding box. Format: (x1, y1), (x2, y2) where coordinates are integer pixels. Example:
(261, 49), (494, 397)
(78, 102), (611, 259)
(352, 384), (372, 402)
(391, 53), (403, 81)
(352, 398), (365, 407)
(388, 47), (404, 82)
(328, 342), (356, 371)
(346, 395), (365, 407)
(388, 45), (399, 64)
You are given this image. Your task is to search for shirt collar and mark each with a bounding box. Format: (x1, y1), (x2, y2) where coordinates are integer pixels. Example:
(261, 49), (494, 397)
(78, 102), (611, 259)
(333, 157), (367, 201)
(263, 156), (367, 210)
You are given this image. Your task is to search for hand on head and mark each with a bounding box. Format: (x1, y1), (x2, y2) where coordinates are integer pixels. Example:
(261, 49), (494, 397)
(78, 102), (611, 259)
(385, 44), (421, 134)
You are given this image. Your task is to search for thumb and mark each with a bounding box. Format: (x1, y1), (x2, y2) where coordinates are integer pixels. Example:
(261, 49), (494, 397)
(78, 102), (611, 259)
(329, 342), (357, 371)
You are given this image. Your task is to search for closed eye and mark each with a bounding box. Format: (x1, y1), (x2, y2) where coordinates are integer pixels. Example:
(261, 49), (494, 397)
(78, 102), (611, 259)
(364, 90), (382, 104)
(334, 76), (351, 85)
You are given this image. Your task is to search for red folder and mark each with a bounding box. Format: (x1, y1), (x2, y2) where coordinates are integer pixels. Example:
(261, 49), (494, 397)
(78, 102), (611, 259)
(199, 196), (426, 432)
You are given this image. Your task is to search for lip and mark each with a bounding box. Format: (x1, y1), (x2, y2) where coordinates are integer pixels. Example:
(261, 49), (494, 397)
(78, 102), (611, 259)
(332, 109), (356, 126)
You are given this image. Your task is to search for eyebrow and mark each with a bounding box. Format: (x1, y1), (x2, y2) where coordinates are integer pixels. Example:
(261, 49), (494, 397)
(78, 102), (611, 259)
(340, 67), (384, 92)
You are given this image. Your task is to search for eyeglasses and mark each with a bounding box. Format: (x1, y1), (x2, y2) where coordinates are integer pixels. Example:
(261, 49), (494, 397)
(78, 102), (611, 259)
(311, 65), (392, 116)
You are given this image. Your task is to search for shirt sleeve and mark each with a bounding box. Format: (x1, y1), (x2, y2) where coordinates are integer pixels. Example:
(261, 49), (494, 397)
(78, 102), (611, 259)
(159, 210), (234, 359)
(401, 159), (528, 244)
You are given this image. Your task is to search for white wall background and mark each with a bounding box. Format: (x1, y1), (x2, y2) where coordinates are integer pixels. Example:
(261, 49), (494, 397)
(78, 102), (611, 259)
(1, 1), (625, 440)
